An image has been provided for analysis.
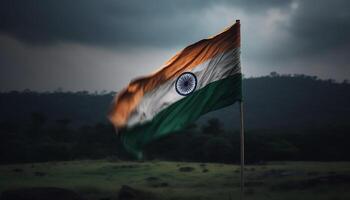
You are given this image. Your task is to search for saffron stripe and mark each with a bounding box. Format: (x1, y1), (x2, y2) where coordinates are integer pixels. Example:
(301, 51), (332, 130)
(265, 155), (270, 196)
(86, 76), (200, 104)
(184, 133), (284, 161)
(108, 22), (240, 127)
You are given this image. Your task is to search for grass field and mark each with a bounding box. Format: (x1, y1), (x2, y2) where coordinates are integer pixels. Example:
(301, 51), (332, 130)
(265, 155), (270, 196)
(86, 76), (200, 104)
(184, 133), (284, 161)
(1, 160), (350, 200)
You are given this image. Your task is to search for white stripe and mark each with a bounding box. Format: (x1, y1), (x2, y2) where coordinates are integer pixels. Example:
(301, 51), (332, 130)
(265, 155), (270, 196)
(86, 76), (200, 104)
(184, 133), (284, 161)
(126, 47), (241, 128)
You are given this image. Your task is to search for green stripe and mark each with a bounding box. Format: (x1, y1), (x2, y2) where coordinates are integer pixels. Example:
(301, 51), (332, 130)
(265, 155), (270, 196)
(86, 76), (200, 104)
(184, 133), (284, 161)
(121, 73), (242, 158)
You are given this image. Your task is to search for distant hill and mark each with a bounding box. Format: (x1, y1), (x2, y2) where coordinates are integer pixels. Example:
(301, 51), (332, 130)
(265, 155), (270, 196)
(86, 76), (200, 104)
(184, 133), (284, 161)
(205, 74), (350, 130)
(0, 91), (113, 127)
(1, 74), (349, 130)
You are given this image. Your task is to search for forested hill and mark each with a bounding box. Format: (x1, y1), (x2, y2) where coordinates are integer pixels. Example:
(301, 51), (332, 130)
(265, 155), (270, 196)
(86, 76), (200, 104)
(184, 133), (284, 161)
(1, 74), (349, 130)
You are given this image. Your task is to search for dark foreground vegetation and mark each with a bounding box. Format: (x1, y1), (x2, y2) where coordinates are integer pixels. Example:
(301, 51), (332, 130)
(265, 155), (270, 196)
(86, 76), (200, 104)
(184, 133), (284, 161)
(0, 73), (349, 163)
(1, 118), (349, 164)
(1, 160), (350, 200)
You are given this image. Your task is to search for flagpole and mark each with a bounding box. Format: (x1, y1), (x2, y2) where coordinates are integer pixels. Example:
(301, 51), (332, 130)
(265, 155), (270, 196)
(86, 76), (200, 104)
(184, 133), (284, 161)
(239, 100), (245, 199)
(235, 19), (244, 200)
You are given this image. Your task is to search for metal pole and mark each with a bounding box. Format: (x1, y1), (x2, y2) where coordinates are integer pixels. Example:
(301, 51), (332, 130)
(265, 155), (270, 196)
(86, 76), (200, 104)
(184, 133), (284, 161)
(235, 19), (244, 199)
(239, 100), (245, 199)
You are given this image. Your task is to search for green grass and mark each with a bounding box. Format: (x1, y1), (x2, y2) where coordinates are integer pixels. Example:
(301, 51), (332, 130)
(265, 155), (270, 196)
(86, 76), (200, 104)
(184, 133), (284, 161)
(1, 160), (350, 200)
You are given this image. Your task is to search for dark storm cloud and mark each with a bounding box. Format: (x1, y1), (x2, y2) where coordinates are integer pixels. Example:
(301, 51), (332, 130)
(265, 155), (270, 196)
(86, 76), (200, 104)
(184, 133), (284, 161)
(287, 0), (350, 57)
(0, 0), (292, 47)
(1, 0), (350, 92)
(1, 0), (349, 55)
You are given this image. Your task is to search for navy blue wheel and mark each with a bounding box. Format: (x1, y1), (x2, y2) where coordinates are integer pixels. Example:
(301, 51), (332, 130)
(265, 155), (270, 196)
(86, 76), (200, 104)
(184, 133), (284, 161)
(175, 72), (197, 96)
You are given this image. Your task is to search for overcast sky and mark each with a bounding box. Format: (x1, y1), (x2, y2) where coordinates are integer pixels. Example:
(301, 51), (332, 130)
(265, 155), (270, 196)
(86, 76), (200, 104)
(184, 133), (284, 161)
(0, 0), (349, 91)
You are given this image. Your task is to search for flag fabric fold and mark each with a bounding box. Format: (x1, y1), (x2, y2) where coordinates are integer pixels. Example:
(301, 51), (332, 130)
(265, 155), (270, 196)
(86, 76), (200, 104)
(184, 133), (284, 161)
(109, 21), (242, 158)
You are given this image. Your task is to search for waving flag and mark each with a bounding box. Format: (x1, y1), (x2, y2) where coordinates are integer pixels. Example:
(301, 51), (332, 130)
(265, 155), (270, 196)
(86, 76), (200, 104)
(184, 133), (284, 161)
(109, 21), (241, 158)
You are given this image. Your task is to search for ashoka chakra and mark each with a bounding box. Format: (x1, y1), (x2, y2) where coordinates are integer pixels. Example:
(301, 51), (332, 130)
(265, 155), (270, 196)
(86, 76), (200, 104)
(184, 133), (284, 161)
(175, 72), (197, 96)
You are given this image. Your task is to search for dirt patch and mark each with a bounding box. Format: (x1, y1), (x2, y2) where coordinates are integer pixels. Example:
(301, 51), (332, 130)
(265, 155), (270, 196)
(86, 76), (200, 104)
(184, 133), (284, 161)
(0, 187), (85, 200)
(145, 176), (159, 181)
(178, 167), (195, 172)
(111, 165), (140, 170)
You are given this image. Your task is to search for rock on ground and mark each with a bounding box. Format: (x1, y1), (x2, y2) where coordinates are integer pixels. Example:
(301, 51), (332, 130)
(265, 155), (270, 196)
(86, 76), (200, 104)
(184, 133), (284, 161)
(118, 185), (155, 200)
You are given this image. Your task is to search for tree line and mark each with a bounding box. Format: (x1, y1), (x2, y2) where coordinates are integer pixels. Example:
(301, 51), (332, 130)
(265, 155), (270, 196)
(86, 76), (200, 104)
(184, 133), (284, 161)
(1, 116), (349, 164)
(0, 73), (349, 163)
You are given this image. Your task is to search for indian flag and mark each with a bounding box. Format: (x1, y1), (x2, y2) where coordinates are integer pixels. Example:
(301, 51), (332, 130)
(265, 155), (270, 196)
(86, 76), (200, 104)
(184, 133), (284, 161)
(109, 21), (242, 158)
